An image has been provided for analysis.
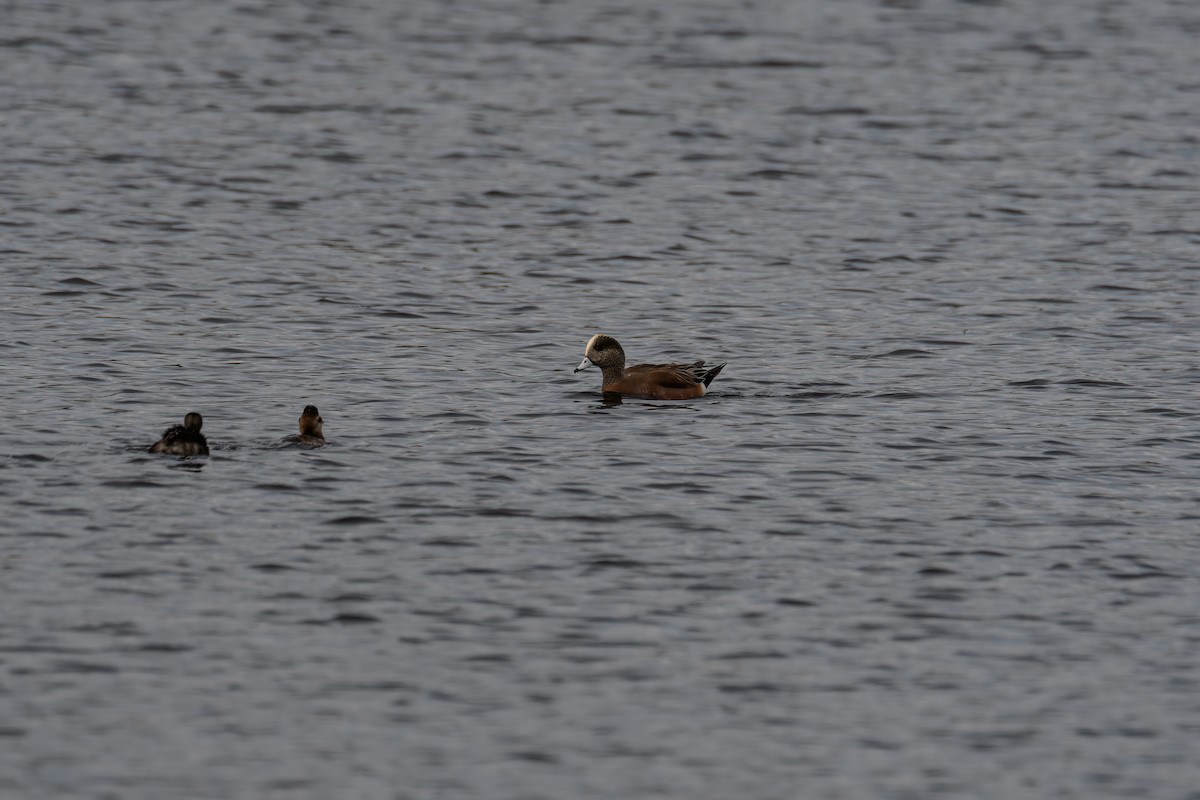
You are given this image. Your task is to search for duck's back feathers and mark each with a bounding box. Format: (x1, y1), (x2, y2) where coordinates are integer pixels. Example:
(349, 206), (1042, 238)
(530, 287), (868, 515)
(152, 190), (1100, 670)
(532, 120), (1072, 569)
(608, 361), (726, 400)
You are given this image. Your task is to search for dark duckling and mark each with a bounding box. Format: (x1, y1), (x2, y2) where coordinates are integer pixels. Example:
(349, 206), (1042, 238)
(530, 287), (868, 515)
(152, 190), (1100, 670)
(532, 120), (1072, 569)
(283, 405), (324, 447)
(148, 412), (209, 456)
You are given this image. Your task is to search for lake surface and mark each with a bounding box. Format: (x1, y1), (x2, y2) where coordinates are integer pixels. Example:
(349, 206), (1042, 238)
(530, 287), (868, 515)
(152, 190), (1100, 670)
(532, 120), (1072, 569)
(4, 0), (1200, 797)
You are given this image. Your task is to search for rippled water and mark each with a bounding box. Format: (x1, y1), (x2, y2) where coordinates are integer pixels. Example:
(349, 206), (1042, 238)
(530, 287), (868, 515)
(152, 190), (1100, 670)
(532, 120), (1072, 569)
(4, 0), (1200, 797)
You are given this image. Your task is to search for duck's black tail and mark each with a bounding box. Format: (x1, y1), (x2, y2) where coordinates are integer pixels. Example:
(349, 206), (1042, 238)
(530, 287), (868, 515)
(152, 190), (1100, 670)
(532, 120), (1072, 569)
(702, 363), (726, 387)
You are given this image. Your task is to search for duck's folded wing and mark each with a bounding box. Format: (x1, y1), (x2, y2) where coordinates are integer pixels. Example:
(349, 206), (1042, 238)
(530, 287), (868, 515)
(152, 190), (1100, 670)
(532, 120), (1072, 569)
(627, 362), (705, 388)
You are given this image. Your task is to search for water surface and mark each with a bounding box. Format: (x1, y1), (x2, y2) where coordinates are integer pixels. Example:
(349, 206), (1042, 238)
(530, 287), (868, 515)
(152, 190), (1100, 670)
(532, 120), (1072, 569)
(3, 1), (1200, 797)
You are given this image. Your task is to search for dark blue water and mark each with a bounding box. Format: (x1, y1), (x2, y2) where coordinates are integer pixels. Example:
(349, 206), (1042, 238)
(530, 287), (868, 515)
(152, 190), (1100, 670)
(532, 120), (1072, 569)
(4, 1), (1200, 797)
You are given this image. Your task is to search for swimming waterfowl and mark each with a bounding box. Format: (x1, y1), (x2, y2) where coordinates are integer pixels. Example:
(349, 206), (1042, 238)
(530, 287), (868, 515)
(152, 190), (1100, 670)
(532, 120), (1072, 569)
(574, 334), (726, 400)
(282, 405), (324, 447)
(148, 412), (209, 456)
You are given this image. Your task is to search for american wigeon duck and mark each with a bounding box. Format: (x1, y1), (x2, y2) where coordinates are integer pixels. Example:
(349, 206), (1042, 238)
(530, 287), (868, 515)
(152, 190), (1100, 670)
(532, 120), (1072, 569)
(148, 412), (209, 456)
(282, 405), (325, 447)
(574, 334), (726, 400)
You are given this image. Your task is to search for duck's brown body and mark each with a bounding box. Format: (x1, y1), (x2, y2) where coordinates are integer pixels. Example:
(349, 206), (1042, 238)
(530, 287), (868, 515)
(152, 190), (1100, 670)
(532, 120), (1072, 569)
(575, 334), (725, 400)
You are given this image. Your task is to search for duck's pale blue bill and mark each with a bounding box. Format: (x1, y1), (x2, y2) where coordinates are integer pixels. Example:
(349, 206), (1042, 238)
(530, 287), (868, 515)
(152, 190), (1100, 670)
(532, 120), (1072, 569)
(574, 357), (593, 373)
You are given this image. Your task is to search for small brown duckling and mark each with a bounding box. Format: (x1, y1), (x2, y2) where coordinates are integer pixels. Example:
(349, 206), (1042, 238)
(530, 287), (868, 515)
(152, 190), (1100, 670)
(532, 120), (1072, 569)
(148, 412), (209, 456)
(283, 405), (324, 447)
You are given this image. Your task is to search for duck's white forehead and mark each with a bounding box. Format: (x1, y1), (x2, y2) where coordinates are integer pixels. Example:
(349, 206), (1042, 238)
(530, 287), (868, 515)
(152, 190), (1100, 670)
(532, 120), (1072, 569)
(585, 333), (605, 353)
